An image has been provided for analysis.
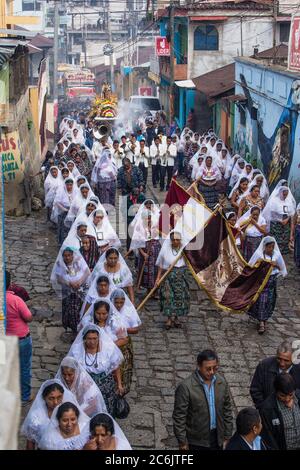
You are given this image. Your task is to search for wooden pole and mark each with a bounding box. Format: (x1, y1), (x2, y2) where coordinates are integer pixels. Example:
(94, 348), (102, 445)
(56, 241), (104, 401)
(137, 250), (183, 311)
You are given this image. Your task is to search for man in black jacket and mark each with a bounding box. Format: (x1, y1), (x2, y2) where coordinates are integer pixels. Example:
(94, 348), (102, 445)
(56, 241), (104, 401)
(250, 341), (300, 409)
(226, 407), (267, 450)
(173, 350), (233, 451)
(260, 373), (300, 450)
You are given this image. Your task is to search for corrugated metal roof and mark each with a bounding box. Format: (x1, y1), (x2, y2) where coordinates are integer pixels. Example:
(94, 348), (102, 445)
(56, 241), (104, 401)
(192, 63), (235, 97)
(0, 39), (28, 68)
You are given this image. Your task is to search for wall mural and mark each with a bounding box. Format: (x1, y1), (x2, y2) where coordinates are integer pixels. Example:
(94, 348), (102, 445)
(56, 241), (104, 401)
(238, 74), (300, 191)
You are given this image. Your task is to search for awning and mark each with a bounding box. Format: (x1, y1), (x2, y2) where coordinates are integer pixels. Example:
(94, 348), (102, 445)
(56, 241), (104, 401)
(192, 63), (234, 98)
(175, 79), (196, 88)
(190, 16), (227, 21)
(148, 71), (161, 84)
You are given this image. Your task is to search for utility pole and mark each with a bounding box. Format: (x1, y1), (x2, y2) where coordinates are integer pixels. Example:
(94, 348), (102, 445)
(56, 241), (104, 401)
(273, 0), (278, 50)
(107, 4), (114, 91)
(240, 16), (243, 56)
(53, 0), (59, 136)
(169, 2), (175, 125)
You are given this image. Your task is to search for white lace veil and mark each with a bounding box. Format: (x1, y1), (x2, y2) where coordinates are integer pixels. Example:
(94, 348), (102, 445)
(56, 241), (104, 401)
(56, 357), (107, 417)
(50, 246), (90, 299)
(20, 379), (75, 444)
(38, 398), (89, 450)
(110, 288), (141, 329)
(90, 248), (133, 288)
(80, 412), (132, 450)
(249, 235), (287, 277)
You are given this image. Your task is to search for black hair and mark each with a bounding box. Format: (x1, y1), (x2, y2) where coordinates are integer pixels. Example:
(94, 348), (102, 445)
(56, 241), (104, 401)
(42, 382), (64, 399)
(250, 206), (260, 214)
(83, 328), (99, 340)
(226, 212), (236, 221)
(62, 248), (73, 255)
(250, 185), (260, 193)
(170, 231), (181, 240)
(5, 270), (11, 290)
(197, 349), (219, 365)
(105, 248), (119, 259)
(274, 373), (296, 394)
(113, 140), (119, 144)
(121, 135), (127, 139)
(65, 178), (73, 184)
(77, 223), (87, 230)
(56, 402), (80, 421)
(239, 177), (249, 186)
(90, 413), (114, 435)
(96, 275), (110, 285)
(93, 301), (110, 323)
(61, 168), (69, 174)
(140, 139), (145, 143)
(236, 407), (261, 435)
(154, 136), (160, 141)
(122, 157), (131, 165)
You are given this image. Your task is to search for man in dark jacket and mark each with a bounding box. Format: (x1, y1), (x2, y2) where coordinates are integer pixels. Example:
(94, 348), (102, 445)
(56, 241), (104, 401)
(260, 373), (300, 450)
(173, 350), (233, 451)
(250, 341), (300, 409)
(226, 407), (267, 450)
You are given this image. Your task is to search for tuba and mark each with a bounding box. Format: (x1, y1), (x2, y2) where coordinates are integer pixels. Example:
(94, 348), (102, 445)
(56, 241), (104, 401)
(93, 121), (112, 140)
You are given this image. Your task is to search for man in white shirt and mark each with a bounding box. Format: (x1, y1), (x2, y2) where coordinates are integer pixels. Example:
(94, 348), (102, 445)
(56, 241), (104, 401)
(126, 134), (140, 165)
(160, 136), (177, 191)
(150, 136), (164, 188)
(135, 138), (150, 185)
(112, 140), (125, 169)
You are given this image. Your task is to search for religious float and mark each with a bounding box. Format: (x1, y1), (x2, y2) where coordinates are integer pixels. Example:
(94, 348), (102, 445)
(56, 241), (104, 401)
(89, 83), (118, 139)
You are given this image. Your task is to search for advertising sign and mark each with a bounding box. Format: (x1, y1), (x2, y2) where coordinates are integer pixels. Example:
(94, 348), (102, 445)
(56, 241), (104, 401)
(1, 131), (24, 183)
(155, 36), (170, 56)
(288, 15), (300, 71)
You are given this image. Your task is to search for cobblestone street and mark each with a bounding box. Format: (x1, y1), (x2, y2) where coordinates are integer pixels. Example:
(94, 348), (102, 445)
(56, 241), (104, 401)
(6, 185), (300, 450)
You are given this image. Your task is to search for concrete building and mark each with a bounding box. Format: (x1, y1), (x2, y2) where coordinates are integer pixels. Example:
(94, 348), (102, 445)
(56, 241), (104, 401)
(234, 45), (300, 201)
(150, 0), (299, 125)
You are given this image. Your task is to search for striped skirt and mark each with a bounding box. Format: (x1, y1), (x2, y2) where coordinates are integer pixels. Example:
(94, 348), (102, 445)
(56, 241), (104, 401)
(243, 235), (263, 262)
(198, 183), (219, 210)
(160, 267), (190, 317)
(270, 221), (290, 255)
(89, 371), (118, 417)
(138, 239), (161, 289)
(120, 337), (134, 396)
(248, 274), (277, 321)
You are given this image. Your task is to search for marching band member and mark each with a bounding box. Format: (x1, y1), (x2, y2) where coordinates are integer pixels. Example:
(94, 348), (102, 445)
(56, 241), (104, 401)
(135, 139), (150, 185)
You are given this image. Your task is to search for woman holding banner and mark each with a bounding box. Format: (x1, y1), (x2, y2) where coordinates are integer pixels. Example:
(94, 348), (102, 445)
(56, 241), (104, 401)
(155, 231), (190, 330)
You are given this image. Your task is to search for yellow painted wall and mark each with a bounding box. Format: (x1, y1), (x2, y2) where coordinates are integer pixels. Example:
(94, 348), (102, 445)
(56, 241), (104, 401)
(29, 86), (40, 154)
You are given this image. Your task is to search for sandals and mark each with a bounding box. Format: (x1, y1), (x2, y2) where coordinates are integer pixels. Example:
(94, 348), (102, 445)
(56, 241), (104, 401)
(165, 319), (173, 330)
(258, 321), (265, 335)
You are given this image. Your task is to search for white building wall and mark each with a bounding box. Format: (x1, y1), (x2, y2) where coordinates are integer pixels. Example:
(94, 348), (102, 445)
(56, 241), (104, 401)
(13, 0), (46, 32)
(188, 14), (274, 79)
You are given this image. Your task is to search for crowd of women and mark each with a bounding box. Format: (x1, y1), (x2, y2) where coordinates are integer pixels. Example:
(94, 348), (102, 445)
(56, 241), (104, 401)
(21, 111), (300, 450)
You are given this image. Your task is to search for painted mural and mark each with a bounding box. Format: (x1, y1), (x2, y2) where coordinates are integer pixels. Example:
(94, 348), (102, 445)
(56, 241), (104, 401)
(238, 74), (300, 191)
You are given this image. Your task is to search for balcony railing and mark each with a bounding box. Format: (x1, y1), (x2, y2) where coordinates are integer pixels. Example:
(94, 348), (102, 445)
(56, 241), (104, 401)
(160, 57), (187, 81)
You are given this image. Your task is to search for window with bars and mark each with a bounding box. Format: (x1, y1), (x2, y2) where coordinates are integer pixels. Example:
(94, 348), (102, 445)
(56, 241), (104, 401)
(194, 24), (219, 51)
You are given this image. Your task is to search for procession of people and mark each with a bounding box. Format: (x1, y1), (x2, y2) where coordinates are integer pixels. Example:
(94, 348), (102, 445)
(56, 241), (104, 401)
(16, 98), (300, 451)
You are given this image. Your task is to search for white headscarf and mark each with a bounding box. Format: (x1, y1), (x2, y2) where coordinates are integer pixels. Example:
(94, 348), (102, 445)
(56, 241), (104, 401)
(249, 235), (287, 277)
(65, 183), (95, 228)
(229, 157), (245, 187)
(262, 185), (296, 228)
(129, 200), (160, 250)
(38, 399), (89, 450)
(237, 206), (266, 237)
(78, 299), (128, 341)
(110, 289), (141, 330)
(83, 272), (116, 309)
(215, 147), (232, 179)
(50, 247), (90, 299)
(91, 148), (118, 184)
(197, 155), (221, 182)
(229, 175), (250, 199)
(62, 220), (94, 251)
(51, 178), (76, 224)
(44, 166), (61, 208)
(68, 324), (124, 376)
(66, 160), (81, 179)
(56, 357), (107, 417)
(156, 232), (186, 270)
(90, 248), (133, 289)
(80, 412), (132, 450)
(21, 379), (75, 444)
(87, 209), (121, 249)
(245, 172), (269, 202)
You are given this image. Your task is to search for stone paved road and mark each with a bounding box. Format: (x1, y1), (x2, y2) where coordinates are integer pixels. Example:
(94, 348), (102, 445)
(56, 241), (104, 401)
(6, 184), (300, 449)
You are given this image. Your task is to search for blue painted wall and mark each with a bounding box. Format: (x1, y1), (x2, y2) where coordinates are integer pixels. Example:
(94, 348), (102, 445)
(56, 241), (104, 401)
(234, 58), (300, 202)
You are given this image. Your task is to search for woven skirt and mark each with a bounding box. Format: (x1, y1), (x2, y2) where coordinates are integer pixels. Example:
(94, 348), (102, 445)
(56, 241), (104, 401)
(160, 267), (190, 317)
(120, 337), (134, 395)
(270, 221), (290, 255)
(198, 183), (219, 210)
(248, 274), (277, 321)
(89, 371), (118, 417)
(294, 225), (300, 269)
(62, 292), (83, 333)
(138, 239), (161, 289)
(243, 235), (262, 262)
